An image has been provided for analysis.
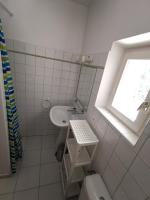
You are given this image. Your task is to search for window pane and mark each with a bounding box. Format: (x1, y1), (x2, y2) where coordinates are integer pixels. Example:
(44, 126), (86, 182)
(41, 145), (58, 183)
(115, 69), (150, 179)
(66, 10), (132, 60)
(112, 59), (150, 121)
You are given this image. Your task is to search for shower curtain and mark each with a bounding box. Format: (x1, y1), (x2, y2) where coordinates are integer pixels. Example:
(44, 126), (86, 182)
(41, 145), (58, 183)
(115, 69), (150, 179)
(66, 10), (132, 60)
(0, 19), (22, 173)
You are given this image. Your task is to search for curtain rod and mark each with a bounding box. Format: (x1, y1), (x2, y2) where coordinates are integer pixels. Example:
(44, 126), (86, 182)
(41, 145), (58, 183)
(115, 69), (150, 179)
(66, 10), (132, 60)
(8, 49), (104, 69)
(0, 2), (13, 16)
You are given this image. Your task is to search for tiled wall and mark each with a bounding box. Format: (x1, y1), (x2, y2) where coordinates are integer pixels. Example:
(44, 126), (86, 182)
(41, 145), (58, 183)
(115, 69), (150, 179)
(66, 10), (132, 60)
(86, 53), (150, 200)
(7, 39), (81, 136)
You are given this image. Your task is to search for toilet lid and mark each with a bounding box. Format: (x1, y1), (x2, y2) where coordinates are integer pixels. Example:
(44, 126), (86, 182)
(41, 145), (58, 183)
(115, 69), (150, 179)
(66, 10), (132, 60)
(85, 174), (112, 200)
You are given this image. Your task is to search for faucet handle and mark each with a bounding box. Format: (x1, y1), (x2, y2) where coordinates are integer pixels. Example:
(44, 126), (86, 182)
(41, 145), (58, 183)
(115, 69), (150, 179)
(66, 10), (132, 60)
(67, 107), (76, 112)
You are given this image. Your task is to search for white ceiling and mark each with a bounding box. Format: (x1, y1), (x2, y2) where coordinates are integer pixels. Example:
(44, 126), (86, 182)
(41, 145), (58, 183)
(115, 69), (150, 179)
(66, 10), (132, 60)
(70, 0), (92, 6)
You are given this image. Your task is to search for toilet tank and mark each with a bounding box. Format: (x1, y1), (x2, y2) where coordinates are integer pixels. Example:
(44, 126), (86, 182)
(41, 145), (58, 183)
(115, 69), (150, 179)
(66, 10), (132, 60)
(79, 174), (112, 200)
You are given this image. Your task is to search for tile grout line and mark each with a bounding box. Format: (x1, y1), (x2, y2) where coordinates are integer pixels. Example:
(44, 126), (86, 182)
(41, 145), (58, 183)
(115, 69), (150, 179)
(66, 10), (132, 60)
(112, 133), (150, 199)
(37, 136), (43, 200)
(0, 136), (55, 199)
(0, 181), (62, 198)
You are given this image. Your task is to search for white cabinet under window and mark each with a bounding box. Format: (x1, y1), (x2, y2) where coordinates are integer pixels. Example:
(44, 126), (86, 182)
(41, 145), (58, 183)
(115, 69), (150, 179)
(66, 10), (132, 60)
(95, 33), (150, 145)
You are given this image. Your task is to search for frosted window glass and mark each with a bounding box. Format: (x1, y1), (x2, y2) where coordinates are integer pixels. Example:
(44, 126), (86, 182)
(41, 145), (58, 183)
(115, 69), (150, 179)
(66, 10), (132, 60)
(112, 59), (150, 121)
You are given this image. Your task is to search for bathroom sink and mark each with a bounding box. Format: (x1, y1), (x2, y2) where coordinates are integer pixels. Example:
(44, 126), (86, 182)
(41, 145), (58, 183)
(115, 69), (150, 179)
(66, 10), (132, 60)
(50, 106), (72, 127)
(50, 105), (85, 149)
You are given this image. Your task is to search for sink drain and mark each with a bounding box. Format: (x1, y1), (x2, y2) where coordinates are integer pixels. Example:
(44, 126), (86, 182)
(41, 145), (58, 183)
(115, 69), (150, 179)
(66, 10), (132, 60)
(62, 120), (66, 123)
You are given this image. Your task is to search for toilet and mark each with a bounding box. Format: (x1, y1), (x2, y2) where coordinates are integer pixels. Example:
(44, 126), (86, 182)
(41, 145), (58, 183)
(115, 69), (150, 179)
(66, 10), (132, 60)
(79, 174), (112, 200)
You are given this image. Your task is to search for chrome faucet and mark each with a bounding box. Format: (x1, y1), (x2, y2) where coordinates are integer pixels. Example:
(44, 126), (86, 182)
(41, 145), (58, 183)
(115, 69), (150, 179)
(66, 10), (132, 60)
(67, 107), (76, 112)
(67, 107), (84, 114)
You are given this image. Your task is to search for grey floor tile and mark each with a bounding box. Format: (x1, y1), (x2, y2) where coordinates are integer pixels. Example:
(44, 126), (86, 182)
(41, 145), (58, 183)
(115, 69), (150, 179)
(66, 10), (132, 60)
(15, 166), (40, 191)
(39, 183), (63, 200)
(41, 149), (57, 164)
(14, 188), (38, 200)
(23, 136), (42, 150)
(42, 135), (57, 150)
(0, 194), (13, 200)
(0, 174), (17, 195)
(22, 150), (41, 167)
(40, 163), (60, 186)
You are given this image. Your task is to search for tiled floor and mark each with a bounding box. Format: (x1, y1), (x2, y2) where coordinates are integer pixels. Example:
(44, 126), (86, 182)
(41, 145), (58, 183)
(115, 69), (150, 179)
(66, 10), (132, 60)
(0, 134), (64, 200)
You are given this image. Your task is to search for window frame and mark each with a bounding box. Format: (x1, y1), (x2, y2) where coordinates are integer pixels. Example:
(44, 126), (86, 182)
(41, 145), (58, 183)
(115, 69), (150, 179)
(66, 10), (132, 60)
(95, 35), (150, 145)
(107, 47), (150, 135)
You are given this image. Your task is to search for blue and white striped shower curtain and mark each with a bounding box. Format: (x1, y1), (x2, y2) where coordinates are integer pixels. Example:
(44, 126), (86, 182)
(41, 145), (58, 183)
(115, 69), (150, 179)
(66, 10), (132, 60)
(0, 19), (22, 173)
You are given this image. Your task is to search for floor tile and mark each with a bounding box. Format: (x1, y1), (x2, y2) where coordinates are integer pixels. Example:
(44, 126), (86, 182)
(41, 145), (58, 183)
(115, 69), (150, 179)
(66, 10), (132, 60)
(39, 183), (63, 200)
(42, 135), (57, 150)
(41, 149), (57, 164)
(23, 136), (42, 150)
(0, 194), (13, 200)
(14, 188), (38, 200)
(40, 163), (60, 186)
(0, 174), (17, 195)
(15, 166), (40, 191)
(22, 150), (41, 167)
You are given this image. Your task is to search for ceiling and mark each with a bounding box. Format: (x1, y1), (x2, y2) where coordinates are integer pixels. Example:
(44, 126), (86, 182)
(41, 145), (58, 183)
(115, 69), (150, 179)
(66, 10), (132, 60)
(70, 0), (92, 6)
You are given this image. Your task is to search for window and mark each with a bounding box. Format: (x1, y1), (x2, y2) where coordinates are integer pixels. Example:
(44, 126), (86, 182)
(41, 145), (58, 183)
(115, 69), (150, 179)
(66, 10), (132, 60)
(109, 58), (150, 134)
(112, 59), (150, 122)
(95, 33), (150, 145)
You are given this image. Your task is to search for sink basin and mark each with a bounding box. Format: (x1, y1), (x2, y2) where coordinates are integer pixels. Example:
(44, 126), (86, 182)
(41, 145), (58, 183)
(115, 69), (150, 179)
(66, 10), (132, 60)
(49, 105), (85, 150)
(50, 106), (72, 127)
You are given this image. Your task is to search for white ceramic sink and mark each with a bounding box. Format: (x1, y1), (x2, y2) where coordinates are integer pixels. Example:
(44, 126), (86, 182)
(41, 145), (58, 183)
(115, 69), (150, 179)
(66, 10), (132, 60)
(50, 106), (72, 127)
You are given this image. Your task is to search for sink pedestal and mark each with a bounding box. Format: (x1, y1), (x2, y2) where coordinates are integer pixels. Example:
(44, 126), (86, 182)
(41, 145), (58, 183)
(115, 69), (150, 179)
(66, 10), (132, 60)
(56, 127), (67, 149)
(50, 106), (72, 150)
(50, 105), (85, 150)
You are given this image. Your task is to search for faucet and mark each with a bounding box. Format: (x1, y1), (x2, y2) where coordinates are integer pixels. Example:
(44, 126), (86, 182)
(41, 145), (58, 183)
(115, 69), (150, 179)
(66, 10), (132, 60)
(67, 107), (84, 114)
(67, 107), (76, 112)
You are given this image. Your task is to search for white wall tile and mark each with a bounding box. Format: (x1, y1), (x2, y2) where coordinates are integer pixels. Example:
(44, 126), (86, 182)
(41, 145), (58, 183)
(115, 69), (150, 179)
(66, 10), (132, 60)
(26, 55), (35, 66)
(36, 57), (45, 67)
(139, 138), (150, 167)
(108, 153), (127, 182)
(13, 40), (25, 52)
(121, 173), (146, 200)
(129, 156), (150, 196)
(95, 126), (120, 173)
(133, 130), (149, 154)
(63, 52), (73, 61)
(6, 38), (14, 50)
(45, 60), (54, 69)
(103, 153), (126, 195)
(113, 186), (129, 200)
(103, 165), (119, 195)
(25, 43), (36, 54)
(115, 137), (136, 169)
(53, 70), (62, 79)
(144, 122), (150, 136)
(36, 66), (45, 76)
(15, 73), (26, 83)
(15, 64), (26, 74)
(45, 48), (55, 58)
(8, 52), (15, 64)
(14, 53), (26, 64)
(55, 50), (63, 59)
(35, 75), (44, 85)
(25, 65), (36, 75)
(95, 114), (108, 139)
(10, 40), (78, 137)
(36, 46), (45, 56)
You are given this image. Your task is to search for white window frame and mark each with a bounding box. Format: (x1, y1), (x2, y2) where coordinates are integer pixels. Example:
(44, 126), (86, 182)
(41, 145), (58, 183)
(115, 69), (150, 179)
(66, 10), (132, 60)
(95, 33), (150, 145)
(108, 48), (150, 134)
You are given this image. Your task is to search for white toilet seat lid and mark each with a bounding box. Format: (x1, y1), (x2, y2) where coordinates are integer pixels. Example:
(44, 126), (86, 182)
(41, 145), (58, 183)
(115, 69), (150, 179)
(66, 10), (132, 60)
(85, 174), (112, 200)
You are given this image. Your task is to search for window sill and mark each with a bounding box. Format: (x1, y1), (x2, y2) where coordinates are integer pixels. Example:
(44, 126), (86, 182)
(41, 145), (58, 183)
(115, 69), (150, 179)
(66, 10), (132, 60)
(95, 106), (139, 146)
